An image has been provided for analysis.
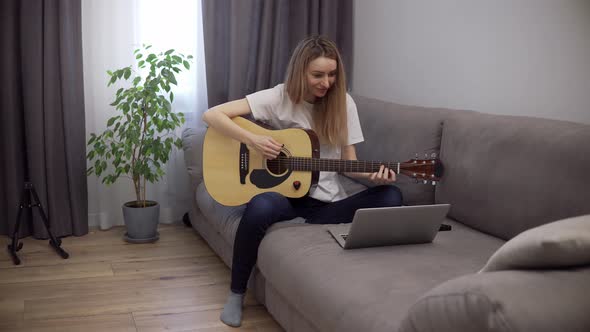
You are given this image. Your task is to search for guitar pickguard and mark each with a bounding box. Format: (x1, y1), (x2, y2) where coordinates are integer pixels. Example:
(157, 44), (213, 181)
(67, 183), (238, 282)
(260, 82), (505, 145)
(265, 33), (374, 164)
(250, 169), (292, 189)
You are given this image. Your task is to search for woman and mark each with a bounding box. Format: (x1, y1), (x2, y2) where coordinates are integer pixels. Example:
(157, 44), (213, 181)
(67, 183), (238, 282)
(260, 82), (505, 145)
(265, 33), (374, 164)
(202, 35), (403, 327)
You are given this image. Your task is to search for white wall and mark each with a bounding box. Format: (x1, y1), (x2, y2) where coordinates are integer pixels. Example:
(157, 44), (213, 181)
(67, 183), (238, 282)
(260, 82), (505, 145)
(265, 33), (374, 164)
(353, 0), (590, 124)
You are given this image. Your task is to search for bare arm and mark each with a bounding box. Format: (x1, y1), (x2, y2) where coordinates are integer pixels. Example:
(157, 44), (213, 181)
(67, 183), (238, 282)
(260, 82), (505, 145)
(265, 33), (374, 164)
(341, 145), (396, 184)
(202, 98), (255, 144)
(201, 98), (282, 159)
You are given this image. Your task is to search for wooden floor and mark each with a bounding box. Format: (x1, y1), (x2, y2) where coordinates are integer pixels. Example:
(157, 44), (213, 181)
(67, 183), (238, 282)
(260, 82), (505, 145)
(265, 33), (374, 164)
(0, 224), (282, 332)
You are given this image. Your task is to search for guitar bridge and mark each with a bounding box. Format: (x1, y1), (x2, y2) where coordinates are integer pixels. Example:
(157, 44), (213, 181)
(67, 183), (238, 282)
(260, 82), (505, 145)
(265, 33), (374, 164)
(239, 143), (249, 184)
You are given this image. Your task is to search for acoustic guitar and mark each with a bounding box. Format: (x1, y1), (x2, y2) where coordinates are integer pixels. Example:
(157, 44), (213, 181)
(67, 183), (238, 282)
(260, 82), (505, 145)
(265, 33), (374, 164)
(202, 117), (444, 206)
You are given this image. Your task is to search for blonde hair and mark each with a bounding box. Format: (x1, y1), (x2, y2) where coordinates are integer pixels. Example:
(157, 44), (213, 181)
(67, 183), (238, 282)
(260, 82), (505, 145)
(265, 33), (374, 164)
(284, 35), (348, 146)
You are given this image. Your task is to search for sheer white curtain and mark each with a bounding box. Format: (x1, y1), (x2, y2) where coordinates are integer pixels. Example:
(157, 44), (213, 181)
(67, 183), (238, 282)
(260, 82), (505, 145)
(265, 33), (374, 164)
(82, 0), (208, 229)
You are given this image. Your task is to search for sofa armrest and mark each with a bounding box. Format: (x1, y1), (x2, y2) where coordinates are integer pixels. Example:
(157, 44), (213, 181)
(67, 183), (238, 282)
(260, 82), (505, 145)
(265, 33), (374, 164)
(399, 267), (590, 332)
(181, 126), (207, 189)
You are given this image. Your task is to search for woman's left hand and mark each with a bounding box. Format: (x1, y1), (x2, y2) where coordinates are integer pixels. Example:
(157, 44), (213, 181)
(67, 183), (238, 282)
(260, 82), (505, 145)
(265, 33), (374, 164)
(369, 165), (396, 185)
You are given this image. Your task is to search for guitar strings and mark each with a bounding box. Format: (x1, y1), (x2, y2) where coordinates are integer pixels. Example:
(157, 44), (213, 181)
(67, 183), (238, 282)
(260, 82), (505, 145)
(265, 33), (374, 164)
(266, 157), (433, 172)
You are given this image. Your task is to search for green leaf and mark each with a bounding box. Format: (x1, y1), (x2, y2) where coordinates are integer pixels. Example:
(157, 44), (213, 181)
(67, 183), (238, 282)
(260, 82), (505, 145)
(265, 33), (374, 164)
(106, 117), (118, 127)
(133, 76), (141, 86)
(170, 91), (174, 103)
(183, 60), (190, 70)
(165, 49), (174, 55)
(174, 138), (182, 148)
(138, 60), (145, 68)
(168, 74), (177, 85)
(124, 68), (131, 80)
(86, 150), (96, 160)
(108, 75), (117, 86)
(136, 53), (143, 59)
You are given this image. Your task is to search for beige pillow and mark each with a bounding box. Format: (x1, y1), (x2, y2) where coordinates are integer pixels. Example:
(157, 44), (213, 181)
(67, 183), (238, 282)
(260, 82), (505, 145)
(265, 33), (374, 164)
(480, 214), (590, 272)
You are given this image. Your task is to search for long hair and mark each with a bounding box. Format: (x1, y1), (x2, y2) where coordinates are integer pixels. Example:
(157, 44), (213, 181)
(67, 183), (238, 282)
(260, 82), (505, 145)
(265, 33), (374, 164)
(284, 35), (348, 146)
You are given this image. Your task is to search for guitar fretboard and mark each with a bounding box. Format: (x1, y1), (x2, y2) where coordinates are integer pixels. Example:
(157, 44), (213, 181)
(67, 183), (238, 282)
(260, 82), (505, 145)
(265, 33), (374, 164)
(275, 157), (400, 173)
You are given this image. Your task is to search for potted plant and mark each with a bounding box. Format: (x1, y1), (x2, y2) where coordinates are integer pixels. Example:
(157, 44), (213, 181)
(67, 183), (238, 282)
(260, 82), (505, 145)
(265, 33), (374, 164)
(86, 45), (193, 243)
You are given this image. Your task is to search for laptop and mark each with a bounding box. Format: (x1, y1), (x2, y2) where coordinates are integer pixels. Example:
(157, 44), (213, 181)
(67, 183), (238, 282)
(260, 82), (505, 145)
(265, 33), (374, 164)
(326, 204), (451, 249)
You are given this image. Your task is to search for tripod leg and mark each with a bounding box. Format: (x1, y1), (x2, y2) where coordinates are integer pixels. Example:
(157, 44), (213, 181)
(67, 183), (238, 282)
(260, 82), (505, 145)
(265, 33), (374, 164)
(29, 185), (70, 260)
(7, 188), (28, 265)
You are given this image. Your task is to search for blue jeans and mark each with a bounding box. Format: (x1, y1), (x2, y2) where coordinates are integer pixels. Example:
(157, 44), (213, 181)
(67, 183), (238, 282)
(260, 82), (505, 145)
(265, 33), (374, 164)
(230, 185), (403, 293)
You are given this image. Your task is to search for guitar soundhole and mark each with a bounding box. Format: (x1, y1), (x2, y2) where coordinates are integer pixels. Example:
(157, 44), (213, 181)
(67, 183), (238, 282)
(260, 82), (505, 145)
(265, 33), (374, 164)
(266, 152), (289, 176)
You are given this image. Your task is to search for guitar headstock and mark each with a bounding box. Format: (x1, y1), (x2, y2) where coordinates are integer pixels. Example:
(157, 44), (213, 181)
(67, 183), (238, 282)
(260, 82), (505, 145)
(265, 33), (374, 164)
(399, 153), (444, 185)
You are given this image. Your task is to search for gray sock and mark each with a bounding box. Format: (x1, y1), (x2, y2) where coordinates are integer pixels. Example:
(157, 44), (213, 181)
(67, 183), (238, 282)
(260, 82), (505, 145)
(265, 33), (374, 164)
(220, 291), (245, 327)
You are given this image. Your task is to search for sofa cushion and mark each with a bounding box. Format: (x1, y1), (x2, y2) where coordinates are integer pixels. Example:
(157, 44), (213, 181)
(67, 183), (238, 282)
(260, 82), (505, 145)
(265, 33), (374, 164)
(352, 95), (465, 205)
(480, 214), (590, 272)
(436, 113), (590, 240)
(399, 267), (590, 332)
(257, 219), (503, 332)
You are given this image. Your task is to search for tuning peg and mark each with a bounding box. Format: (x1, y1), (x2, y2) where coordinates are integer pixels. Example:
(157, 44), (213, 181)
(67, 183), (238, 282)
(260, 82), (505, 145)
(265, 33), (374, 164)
(431, 181), (437, 186)
(423, 180), (428, 184)
(431, 153), (437, 159)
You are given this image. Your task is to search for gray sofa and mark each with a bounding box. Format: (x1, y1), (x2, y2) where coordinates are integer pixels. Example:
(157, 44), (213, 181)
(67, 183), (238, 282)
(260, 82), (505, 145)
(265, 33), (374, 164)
(182, 95), (590, 332)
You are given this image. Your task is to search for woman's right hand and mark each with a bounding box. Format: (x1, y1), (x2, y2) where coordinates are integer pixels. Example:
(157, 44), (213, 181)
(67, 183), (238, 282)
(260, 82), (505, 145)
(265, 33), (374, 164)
(249, 134), (283, 159)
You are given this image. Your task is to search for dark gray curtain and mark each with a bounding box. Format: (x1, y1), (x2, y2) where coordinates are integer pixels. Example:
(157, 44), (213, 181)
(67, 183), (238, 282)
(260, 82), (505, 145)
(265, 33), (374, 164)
(0, 0), (88, 238)
(202, 0), (354, 107)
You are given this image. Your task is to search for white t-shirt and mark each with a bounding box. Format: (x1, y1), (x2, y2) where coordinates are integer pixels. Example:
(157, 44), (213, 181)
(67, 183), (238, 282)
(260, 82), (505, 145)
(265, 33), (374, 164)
(246, 84), (367, 202)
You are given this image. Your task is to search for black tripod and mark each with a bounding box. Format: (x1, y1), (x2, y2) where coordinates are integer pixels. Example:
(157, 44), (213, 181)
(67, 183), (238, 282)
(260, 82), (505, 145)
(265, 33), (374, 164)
(7, 181), (69, 265)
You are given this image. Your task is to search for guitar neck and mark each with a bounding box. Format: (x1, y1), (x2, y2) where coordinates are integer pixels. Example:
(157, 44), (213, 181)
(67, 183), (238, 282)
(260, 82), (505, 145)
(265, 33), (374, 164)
(278, 157), (400, 173)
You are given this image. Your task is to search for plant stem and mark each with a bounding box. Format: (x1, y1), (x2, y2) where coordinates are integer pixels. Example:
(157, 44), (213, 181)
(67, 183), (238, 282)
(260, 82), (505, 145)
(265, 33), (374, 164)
(143, 176), (146, 208)
(131, 102), (149, 204)
(141, 105), (148, 207)
(134, 175), (140, 204)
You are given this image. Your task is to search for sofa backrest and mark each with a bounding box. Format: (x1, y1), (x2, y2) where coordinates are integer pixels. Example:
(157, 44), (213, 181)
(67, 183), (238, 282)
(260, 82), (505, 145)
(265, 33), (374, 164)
(436, 112), (590, 240)
(352, 95), (462, 206)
